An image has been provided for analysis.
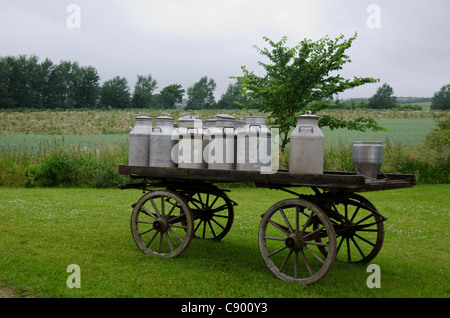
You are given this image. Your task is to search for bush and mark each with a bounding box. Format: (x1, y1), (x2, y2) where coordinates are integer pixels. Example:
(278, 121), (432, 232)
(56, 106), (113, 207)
(36, 156), (77, 186)
(1, 137), (131, 188)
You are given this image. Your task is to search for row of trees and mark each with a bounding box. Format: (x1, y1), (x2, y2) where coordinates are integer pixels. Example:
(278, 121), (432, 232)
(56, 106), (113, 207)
(0, 55), (248, 110)
(334, 83), (449, 110)
(1, 53), (448, 112)
(0, 55), (186, 109)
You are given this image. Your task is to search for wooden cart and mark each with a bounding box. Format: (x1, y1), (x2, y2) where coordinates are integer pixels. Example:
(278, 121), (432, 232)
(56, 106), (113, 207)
(118, 164), (415, 285)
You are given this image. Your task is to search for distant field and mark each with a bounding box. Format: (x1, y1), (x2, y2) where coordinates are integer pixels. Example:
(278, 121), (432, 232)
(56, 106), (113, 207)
(0, 134), (128, 152)
(322, 117), (437, 146)
(0, 110), (439, 150)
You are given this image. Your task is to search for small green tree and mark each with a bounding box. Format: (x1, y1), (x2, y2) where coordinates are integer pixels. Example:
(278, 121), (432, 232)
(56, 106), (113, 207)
(216, 81), (250, 109)
(234, 34), (382, 150)
(431, 84), (450, 110)
(186, 76), (216, 110)
(70, 65), (100, 108)
(367, 83), (397, 109)
(132, 74), (158, 108)
(156, 84), (185, 109)
(100, 76), (131, 109)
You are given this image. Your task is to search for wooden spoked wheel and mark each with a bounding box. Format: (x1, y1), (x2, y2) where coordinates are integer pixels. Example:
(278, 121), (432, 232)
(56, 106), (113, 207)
(130, 190), (194, 258)
(180, 190), (235, 240)
(258, 198), (337, 285)
(314, 193), (385, 264)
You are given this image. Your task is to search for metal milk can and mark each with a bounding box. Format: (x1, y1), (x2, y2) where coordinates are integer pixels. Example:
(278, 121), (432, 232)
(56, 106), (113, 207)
(128, 116), (152, 166)
(204, 114), (236, 170)
(353, 141), (383, 179)
(289, 112), (324, 174)
(203, 118), (216, 129)
(149, 115), (177, 167)
(177, 115), (207, 169)
(236, 116), (272, 171)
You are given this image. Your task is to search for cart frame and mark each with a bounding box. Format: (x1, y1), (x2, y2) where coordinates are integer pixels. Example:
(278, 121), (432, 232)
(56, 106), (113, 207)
(118, 164), (415, 284)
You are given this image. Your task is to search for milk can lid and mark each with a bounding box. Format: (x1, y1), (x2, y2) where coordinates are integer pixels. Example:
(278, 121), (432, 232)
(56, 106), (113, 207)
(135, 116), (152, 120)
(297, 110), (319, 119)
(215, 114), (235, 120)
(156, 115), (174, 120)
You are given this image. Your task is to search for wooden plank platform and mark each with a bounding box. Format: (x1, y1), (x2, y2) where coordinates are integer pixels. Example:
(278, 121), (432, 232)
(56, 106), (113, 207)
(118, 165), (415, 192)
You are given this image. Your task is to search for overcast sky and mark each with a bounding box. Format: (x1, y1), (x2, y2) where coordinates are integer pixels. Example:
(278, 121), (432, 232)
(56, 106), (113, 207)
(1, 0), (449, 100)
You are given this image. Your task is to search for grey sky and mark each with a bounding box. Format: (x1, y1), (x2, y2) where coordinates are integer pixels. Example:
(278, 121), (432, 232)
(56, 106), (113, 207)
(1, 0), (449, 100)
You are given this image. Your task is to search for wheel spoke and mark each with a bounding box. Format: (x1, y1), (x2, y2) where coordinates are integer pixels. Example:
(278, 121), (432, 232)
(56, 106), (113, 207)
(167, 228), (184, 243)
(268, 245), (288, 258)
(264, 236), (285, 241)
(354, 233), (376, 247)
(279, 249), (293, 272)
(139, 227), (155, 236)
(304, 246), (325, 264)
(158, 233), (164, 253)
(279, 208), (293, 233)
(210, 217), (226, 230)
(165, 232), (173, 252)
(146, 231), (159, 248)
(149, 198), (160, 217)
(268, 219), (290, 236)
(300, 249), (314, 277)
(140, 206), (157, 219)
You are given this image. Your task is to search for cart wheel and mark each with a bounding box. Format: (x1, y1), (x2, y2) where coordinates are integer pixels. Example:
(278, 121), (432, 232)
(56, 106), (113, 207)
(130, 190), (194, 258)
(180, 190), (234, 240)
(259, 198), (336, 285)
(315, 194), (385, 264)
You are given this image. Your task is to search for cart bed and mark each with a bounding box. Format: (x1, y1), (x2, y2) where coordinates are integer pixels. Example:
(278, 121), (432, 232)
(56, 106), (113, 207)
(118, 164), (415, 192)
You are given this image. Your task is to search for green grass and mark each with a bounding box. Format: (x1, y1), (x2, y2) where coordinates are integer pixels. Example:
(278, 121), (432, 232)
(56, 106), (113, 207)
(1, 185), (448, 298)
(0, 134), (128, 150)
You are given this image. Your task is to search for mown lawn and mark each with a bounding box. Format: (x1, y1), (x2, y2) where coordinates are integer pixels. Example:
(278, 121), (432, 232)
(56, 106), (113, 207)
(0, 185), (448, 298)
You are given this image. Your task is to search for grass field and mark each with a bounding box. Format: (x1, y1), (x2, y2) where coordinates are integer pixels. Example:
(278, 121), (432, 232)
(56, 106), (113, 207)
(0, 185), (448, 298)
(0, 117), (437, 150)
(1, 109), (449, 186)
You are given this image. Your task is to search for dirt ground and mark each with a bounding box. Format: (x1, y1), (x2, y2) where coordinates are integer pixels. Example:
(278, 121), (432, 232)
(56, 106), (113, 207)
(0, 287), (16, 298)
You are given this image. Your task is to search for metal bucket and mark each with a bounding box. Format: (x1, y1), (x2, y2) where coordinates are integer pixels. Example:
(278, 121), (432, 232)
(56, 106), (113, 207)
(353, 141), (383, 179)
(128, 116), (152, 166)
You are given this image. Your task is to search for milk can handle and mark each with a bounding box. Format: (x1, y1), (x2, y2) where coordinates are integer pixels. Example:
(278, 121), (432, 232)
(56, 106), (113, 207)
(299, 125), (314, 132)
(249, 124), (262, 131)
(223, 127), (235, 134)
(152, 127), (162, 132)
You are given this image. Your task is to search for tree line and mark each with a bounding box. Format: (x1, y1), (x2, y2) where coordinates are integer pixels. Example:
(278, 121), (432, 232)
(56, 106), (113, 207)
(332, 83), (449, 110)
(1, 55), (448, 111)
(0, 55), (249, 110)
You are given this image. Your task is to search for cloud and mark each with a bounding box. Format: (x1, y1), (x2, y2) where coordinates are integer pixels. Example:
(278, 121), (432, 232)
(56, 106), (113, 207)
(0, 0), (449, 99)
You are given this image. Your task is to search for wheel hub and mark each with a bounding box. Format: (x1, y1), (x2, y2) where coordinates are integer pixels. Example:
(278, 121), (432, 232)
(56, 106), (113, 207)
(285, 233), (304, 251)
(153, 218), (169, 233)
(199, 207), (213, 221)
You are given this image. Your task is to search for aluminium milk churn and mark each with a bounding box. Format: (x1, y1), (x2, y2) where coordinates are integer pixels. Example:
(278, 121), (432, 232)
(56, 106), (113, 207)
(289, 112), (324, 174)
(236, 116), (272, 172)
(177, 115), (207, 169)
(149, 115), (177, 167)
(352, 141), (383, 179)
(204, 114), (236, 170)
(128, 116), (152, 166)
